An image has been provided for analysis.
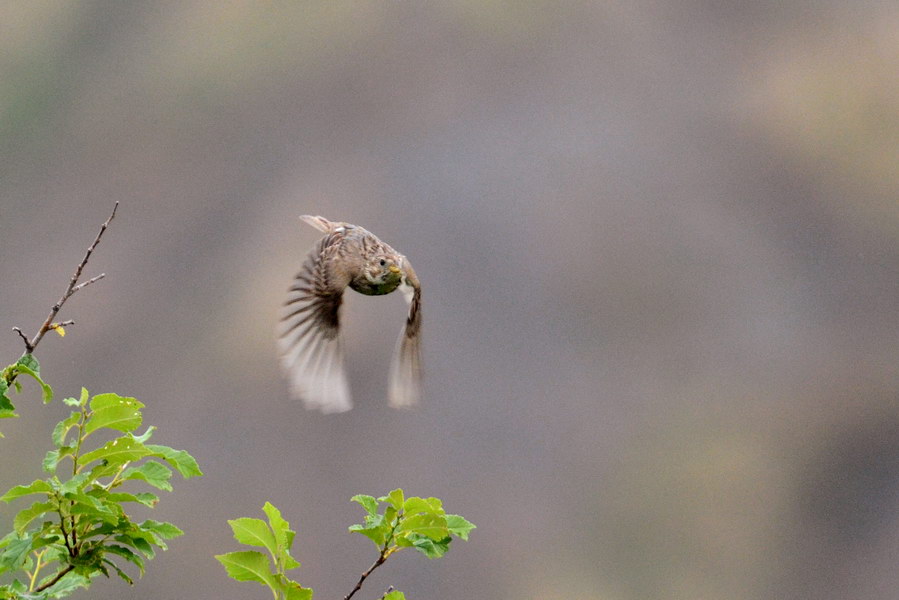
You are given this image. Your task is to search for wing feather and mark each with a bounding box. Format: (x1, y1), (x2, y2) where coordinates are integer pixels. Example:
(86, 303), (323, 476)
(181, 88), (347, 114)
(388, 259), (422, 408)
(278, 234), (352, 413)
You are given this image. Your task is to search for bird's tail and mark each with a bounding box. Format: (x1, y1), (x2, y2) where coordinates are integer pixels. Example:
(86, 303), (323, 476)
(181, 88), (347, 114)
(299, 215), (335, 233)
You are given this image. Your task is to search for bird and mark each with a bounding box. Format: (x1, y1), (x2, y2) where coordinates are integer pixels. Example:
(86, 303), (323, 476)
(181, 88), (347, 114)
(277, 215), (422, 413)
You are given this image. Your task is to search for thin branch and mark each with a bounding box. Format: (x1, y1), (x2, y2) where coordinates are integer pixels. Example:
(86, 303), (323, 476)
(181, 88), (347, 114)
(345, 516), (402, 600)
(379, 586), (396, 599)
(11, 327), (29, 348)
(70, 273), (106, 294)
(344, 549), (388, 600)
(13, 202), (118, 356)
(57, 507), (75, 556)
(34, 564), (75, 593)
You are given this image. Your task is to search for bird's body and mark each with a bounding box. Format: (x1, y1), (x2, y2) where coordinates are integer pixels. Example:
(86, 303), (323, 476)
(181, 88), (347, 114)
(278, 215), (422, 413)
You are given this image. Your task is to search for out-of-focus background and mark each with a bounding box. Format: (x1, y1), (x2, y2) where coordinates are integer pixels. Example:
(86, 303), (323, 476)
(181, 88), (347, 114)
(1, 3), (898, 599)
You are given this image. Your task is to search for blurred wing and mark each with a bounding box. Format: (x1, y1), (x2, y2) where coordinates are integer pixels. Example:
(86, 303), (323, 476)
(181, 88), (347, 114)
(278, 236), (352, 413)
(388, 260), (422, 408)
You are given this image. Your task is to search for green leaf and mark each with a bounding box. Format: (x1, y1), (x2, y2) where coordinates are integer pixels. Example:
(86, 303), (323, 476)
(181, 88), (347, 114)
(43, 447), (74, 474)
(67, 493), (119, 525)
(445, 514), (476, 541)
(408, 534), (451, 559)
(103, 558), (134, 584)
(85, 393), (144, 435)
(0, 529), (17, 548)
(114, 534), (156, 558)
(402, 497), (439, 516)
(362, 511), (386, 529)
(284, 582), (314, 600)
(397, 513), (448, 541)
(145, 445), (203, 478)
(52, 412), (81, 448)
(105, 492), (159, 507)
(8, 578), (28, 595)
(59, 472), (92, 495)
(348, 523), (387, 547)
(351, 494), (378, 516)
(1, 480), (52, 503)
(139, 520), (183, 540)
(79, 436), (152, 468)
(0, 378), (13, 414)
(0, 535), (33, 570)
(121, 461), (173, 491)
(13, 360), (52, 403)
(215, 551), (276, 588)
(16, 355), (38, 372)
(95, 560), (112, 580)
(103, 544), (145, 576)
(62, 388), (89, 407)
(228, 518), (277, 556)
(132, 426), (156, 443)
(262, 502), (300, 552)
(86, 459), (121, 482)
(383, 489), (404, 511)
(281, 552), (301, 571)
(14, 501), (55, 535)
(384, 591), (406, 600)
(30, 532), (64, 554)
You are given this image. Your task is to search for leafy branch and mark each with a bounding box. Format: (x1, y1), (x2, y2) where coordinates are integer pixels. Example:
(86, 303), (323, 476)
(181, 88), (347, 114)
(0, 385), (202, 598)
(345, 489), (474, 600)
(216, 503), (311, 600)
(217, 490), (475, 600)
(0, 204), (203, 599)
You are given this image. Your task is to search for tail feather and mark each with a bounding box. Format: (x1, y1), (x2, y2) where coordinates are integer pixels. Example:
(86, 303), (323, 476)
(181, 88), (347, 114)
(299, 215), (334, 233)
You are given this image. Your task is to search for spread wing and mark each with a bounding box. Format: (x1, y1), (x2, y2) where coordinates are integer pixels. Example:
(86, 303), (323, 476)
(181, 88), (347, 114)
(278, 233), (352, 413)
(388, 257), (422, 408)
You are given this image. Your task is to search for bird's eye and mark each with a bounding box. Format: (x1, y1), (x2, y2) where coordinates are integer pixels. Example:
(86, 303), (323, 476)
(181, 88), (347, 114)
(379, 259), (386, 266)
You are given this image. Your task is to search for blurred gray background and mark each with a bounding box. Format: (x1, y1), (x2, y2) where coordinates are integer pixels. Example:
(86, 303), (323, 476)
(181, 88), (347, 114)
(1, 2), (898, 599)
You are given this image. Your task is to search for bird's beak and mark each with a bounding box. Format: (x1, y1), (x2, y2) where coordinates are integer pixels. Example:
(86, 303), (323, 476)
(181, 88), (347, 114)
(389, 265), (401, 274)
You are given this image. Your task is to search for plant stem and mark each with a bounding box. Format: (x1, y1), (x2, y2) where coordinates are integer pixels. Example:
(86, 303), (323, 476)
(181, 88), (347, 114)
(344, 549), (388, 600)
(68, 407), (88, 551)
(28, 550), (45, 591)
(57, 507), (74, 556)
(73, 405), (86, 475)
(345, 517), (401, 600)
(103, 462), (129, 490)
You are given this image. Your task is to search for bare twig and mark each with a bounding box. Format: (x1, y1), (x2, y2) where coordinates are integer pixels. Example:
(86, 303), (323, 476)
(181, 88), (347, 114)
(70, 273), (106, 294)
(12, 202), (118, 355)
(12, 327), (29, 347)
(379, 585), (396, 599)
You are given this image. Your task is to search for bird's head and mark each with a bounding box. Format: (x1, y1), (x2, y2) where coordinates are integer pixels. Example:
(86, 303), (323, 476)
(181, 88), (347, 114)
(364, 255), (403, 286)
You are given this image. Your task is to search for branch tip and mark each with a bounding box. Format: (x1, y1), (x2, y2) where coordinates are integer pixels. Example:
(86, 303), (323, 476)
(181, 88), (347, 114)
(12, 327), (33, 353)
(20, 202), (119, 357)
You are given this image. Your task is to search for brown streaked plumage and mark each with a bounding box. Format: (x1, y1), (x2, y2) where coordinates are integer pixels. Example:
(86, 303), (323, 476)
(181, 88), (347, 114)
(278, 215), (422, 412)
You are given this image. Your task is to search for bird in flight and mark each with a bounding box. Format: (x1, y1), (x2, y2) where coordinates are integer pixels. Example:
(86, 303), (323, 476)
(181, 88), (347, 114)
(278, 215), (422, 413)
